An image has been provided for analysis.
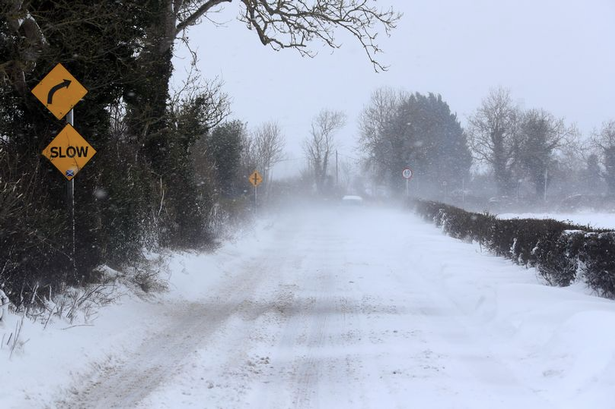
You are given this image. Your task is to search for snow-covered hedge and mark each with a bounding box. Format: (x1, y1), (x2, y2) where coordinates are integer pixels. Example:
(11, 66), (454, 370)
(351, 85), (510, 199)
(413, 200), (615, 298)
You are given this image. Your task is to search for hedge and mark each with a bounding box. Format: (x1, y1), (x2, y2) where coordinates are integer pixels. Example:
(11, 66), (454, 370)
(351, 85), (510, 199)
(412, 200), (615, 298)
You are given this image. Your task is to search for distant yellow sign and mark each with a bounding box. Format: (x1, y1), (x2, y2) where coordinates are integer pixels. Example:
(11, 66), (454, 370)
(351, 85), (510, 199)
(249, 170), (263, 187)
(42, 124), (96, 180)
(31, 63), (88, 120)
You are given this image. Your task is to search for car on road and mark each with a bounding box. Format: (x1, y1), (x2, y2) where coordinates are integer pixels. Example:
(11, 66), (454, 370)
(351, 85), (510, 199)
(341, 195), (364, 206)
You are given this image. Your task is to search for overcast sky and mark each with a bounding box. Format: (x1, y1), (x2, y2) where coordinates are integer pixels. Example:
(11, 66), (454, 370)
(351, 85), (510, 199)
(172, 0), (615, 175)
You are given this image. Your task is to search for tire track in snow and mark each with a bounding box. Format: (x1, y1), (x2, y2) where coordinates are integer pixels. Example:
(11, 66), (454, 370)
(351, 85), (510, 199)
(247, 219), (371, 409)
(53, 255), (279, 409)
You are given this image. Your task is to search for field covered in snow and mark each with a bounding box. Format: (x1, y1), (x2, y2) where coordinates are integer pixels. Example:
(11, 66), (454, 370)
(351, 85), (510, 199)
(498, 211), (615, 230)
(1, 204), (614, 408)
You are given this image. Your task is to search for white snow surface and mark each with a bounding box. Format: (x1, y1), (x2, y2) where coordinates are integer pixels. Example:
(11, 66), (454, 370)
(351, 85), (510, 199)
(2, 205), (615, 409)
(498, 211), (615, 230)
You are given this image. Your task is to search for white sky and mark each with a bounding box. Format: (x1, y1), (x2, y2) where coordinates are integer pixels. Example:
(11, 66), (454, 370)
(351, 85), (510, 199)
(172, 0), (615, 174)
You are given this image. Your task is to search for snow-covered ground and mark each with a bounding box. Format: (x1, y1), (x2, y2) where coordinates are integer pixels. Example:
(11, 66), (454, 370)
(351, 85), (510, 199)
(498, 211), (615, 230)
(2, 204), (615, 408)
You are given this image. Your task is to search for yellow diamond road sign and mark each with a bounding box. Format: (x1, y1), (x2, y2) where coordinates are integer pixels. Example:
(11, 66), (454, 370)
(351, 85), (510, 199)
(42, 124), (96, 180)
(249, 170), (263, 187)
(31, 63), (88, 120)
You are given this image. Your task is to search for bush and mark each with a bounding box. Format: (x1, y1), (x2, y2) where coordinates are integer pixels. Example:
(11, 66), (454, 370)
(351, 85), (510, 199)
(412, 200), (615, 297)
(581, 232), (615, 298)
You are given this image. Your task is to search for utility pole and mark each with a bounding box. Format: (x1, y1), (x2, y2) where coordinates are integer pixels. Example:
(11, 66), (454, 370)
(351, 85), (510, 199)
(335, 150), (339, 187)
(544, 169), (549, 203)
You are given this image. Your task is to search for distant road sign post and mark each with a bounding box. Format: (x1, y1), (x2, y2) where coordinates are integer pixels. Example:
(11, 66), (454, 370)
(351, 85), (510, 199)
(402, 167), (413, 197)
(249, 171), (263, 210)
(249, 170), (263, 187)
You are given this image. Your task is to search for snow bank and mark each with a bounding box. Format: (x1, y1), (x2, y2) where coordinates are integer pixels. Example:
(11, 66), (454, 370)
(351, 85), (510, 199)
(498, 212), (615, 230)
(482, 284), (615, 408)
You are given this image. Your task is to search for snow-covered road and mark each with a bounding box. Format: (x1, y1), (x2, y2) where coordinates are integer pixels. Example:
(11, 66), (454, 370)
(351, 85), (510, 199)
(4, 205), (615, 408)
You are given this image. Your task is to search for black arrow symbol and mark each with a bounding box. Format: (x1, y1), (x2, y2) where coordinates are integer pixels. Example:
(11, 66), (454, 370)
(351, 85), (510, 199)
(47, 79), (71, 105)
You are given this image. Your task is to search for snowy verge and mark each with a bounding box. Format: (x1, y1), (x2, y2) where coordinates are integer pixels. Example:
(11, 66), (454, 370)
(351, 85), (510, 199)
(485, 282), (615, 407)
(0, 215), (278, 408)
(421, 235), (615, 409)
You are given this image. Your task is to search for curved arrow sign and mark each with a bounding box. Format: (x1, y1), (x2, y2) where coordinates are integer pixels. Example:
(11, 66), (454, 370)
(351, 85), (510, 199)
(31, 63), (87, 120)
(47, 79), (72, 104)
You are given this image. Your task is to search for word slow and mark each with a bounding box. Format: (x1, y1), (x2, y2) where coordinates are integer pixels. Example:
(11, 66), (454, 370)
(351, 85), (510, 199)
(49, 146), (90, 158)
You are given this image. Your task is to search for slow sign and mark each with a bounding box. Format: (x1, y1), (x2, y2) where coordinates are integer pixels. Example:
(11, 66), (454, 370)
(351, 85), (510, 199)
(42, 124), (96, 181)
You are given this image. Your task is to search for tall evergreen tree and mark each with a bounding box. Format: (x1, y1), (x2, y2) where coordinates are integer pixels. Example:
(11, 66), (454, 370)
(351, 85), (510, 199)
(360, 91), (471, 198)
(204, 121), (246, 197)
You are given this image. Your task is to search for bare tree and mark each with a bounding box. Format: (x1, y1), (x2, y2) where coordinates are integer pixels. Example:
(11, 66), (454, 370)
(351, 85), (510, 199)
(467, 87), (521, 196)
(4, 0), (400, 98)
(252, 121), (286, 183)
(593, 120), (615, 195)
(160, 0), (401, 70)
(240, 130), (257, 178)
(169, 76), (231, 148)
(520, 109), (576, 196)
(170, 66), (231, 131)
(516, 108), (577, 200)
(236, 0), (401, 71)
(358, 87), (407, 178)
(303, 109), (346, 194)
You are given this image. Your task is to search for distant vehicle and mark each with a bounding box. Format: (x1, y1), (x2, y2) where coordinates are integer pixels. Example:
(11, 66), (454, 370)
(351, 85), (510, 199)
(488, 196), (512, 204)
(341, 195), (364, 206)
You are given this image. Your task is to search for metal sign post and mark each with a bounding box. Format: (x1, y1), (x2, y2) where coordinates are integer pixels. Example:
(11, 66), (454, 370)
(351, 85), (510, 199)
(66, 109), (76, 273)
(402, 167), (413, 198)
(249, 170), (263, 212)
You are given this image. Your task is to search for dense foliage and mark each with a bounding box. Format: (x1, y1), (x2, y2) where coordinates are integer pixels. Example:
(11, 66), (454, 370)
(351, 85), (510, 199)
(0, 2), (230, 305)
